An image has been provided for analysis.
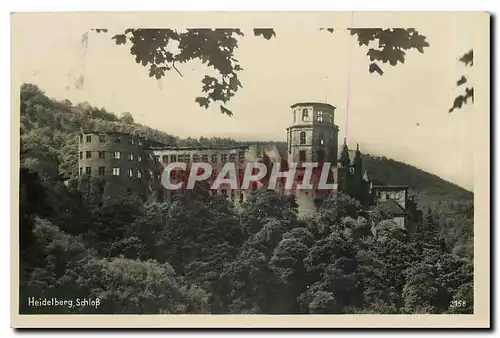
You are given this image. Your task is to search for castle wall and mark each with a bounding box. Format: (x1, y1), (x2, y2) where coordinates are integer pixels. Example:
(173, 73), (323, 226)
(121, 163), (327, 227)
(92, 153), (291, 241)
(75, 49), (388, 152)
(77, 132), (150, 199)
(74, 101), (346, 219)
(151, 146), (251, 203)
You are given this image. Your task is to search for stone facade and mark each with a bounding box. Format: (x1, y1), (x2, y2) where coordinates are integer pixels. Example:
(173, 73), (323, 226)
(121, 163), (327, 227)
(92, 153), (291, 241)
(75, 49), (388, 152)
(77, 131), (153, 200)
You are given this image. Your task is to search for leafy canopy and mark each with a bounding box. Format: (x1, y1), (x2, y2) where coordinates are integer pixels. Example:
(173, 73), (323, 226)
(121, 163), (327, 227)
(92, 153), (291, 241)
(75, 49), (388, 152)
(94, 28), (430, 116)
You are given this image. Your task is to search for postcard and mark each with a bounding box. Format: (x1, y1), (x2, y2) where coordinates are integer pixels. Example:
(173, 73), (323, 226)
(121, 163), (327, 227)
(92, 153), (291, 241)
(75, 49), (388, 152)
(11, 11), (491, 328)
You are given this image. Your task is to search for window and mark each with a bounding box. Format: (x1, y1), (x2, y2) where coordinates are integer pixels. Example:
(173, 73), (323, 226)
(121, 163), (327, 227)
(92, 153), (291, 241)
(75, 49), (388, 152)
(293, 110), (296, 122)
(99, 135), (106, 143)
(211, 154), (218, 163)
(202, 154), (209, 162)
(128, 168), (134, 177)
(79, 134), (83, 143)
(302, 108), (308, 120)
(131, 138), (135, 145)
(98, 166), (105, 175)
(221, 190), (227, 198)
(318, 132), (325, 145)
(184, 154), (191, 164)
(154, 155), (160, 163)
(238, 151), (245, 163)
(137, 170), (142, 178)
(317, 111), (323, 122)
(137, 139), (143, 146)
(85, 151), (92, 159)
(79, 151), (83, 159)
(113, 151), (121, 159)
(170, 154), (177, 162)
(112, 167), (120, 176)
(114, 137), (121, 143)
(193, 154), (200, 162)
(229, 154), (236, 162)
(178, 155), (184, 163)
(79, 167), (83, 176)
(221, 154), (228, 163)
(299, 131), (306, 145)
(299, 150), (306, 162)
(85, 167), (91, 175)
(128, 153), (134, 161)
(162, 155), (168, 163)
(86, 135), (92, 143)
(385, 193), (390, 199)
(329, 113), (333, 123)
(98, 151), (105, 159)
(137, 155), (142, 162)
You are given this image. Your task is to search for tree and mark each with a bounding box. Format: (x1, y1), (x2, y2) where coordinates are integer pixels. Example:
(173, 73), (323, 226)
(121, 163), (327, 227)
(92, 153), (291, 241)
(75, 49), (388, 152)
(119, 111), (135, 124)
(75, 257), (210, 314)
(95, 28), (429, 115)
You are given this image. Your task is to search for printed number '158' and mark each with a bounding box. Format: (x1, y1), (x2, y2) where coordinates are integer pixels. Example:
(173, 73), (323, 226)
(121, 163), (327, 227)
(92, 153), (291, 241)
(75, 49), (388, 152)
(450, 300), (467, 308)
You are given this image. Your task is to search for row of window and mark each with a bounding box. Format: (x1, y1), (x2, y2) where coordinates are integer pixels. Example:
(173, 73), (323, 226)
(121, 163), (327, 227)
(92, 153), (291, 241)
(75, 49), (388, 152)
(79, 151), (143, 161)
(79, 166), (144, 178)
(79, 134), (143, 146)
(298, 131), (325, 145)
(296, 149), (326, 162)
(154, 151), (246, 164)
(293, 109), (333, 123)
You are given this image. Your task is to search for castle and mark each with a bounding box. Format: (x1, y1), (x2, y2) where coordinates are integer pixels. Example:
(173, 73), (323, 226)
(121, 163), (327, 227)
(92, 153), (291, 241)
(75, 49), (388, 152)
(74, 102), (413, 227)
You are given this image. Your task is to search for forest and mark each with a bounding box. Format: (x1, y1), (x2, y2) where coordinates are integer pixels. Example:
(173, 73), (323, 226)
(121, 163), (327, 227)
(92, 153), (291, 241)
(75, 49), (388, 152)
(19, 84), (474, 314)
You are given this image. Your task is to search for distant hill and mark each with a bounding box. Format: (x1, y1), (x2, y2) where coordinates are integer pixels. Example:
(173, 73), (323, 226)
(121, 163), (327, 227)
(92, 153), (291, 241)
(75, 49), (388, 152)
(19, 83), (473, 258)
(361, 154), (473, 205)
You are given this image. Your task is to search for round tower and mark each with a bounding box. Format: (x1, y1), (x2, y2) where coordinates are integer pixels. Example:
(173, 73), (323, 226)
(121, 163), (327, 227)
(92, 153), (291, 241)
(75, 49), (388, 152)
(286, 102), (339, 168)
(286, 102), (340, 215)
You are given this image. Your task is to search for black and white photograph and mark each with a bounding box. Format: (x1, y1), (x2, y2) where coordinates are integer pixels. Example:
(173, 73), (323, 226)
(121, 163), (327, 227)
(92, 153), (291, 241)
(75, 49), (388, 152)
(11, 11), (491, 328)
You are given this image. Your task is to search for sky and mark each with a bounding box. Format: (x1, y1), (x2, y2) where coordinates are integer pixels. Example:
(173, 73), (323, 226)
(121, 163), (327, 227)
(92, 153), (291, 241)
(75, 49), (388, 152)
(13, 12), (478, 191)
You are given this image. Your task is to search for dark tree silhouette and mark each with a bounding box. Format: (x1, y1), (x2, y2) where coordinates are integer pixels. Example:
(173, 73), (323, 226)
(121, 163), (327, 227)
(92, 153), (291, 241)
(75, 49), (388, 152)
(449, 49), (474, 113)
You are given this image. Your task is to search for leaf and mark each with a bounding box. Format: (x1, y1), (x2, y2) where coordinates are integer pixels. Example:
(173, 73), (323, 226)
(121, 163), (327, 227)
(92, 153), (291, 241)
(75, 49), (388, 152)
(112, 34), (127, 45)
(220, 105), (233, 117)
(195, 97), (210, 109)
(368, 63), (384, 75)
(253, 29), (276, 40)
(459, 50), (473, 67)
(456, 76), (467, 86)
(450, 87), (474, 113)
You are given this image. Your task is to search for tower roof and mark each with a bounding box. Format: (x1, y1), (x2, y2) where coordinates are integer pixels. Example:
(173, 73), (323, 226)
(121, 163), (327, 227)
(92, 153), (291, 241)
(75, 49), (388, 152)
(290, 102), (336, 110)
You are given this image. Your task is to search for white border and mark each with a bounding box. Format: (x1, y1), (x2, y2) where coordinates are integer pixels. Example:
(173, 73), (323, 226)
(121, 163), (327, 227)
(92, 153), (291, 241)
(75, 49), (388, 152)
(2, 1), (498, 337)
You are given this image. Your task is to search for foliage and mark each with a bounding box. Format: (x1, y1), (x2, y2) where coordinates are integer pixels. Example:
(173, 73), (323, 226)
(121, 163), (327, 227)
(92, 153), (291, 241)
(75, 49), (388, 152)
(95, 28), (429, 114)
(348, 28), (429, 75)
(450, 50), (474, 113)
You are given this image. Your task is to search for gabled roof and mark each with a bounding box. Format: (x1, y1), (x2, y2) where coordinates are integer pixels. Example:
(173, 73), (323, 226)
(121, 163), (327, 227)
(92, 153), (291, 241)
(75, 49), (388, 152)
(378, 198), (406, 216)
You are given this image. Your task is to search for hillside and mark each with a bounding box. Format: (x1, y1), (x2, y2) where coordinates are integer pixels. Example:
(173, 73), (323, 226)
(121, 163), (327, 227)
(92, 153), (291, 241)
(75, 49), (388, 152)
(19, 83), (473, 258)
